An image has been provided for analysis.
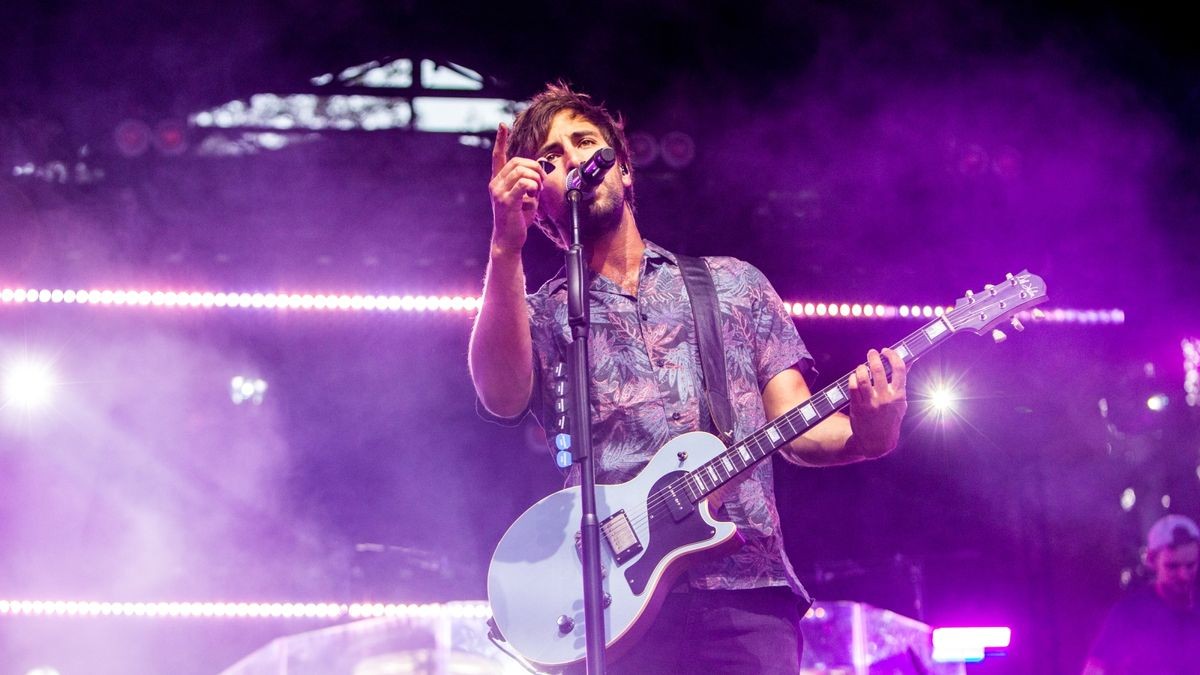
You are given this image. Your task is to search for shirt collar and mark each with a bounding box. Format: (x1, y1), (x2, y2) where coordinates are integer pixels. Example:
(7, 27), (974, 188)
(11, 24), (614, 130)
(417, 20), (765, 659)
(544, 239), (677, 296)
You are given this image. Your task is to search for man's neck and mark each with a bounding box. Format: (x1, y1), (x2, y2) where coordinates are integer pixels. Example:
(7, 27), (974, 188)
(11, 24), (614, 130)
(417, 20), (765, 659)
(586, 211), (645, 295)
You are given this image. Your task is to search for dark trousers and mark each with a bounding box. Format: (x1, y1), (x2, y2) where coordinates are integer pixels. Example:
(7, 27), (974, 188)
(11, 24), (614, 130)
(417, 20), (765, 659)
(567, 586), (806, 674)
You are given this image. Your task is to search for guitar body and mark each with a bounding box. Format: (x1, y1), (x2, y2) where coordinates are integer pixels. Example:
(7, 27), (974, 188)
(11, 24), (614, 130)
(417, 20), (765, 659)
(487, 431), (741, 670)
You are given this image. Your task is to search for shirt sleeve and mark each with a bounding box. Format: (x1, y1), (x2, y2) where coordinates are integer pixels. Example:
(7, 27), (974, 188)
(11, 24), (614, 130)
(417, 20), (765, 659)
(747, 263), (818, 389)
(473, 294), (543, 427)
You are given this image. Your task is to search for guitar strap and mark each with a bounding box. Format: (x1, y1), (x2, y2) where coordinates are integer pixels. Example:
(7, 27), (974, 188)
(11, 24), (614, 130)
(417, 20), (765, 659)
(676, 254), (736, 445)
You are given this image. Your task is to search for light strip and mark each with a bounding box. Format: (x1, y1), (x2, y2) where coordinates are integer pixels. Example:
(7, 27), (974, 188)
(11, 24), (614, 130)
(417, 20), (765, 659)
(785, 301), (1124, 325)
(0, 599), (490, 621)
(0, 288), (480, 313)
(1184, 338), (1199, 407)
(0, 287), (1124, 324)
(931, 626), (1012, 663)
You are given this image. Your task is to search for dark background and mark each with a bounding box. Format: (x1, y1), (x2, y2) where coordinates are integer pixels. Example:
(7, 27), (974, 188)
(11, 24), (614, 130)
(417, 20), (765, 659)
(1, 1), (1198, 673)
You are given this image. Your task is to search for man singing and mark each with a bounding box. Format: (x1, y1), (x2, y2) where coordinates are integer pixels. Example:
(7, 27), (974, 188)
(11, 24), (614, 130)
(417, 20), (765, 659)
(470, 82), (908, 673)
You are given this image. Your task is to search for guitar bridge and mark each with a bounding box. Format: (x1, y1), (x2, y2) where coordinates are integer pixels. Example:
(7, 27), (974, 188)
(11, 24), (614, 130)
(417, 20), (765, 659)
(601, 510), (642, 564)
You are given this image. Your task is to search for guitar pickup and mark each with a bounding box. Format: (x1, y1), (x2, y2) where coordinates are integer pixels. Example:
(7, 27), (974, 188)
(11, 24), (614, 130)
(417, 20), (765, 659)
(665, 486), (693, 521)
(601, 510), (643, 564)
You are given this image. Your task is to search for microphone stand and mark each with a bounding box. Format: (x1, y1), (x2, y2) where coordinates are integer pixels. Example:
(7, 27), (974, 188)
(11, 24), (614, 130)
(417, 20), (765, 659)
(565, 185), (607, 675)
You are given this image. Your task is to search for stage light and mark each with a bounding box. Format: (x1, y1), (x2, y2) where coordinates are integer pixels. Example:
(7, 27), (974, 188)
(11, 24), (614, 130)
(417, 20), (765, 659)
(1184, 339), (1199, 407)
(114, 119), (151, 157)
(230, 376), (268, 405)
(932, 627), (1011, 663)
(3, 359), (56, 411)
(0, 287), (1123, 327)
(25, 668), (60, 675)
(660, 131), (696, 169)
(0, 598), (491, 621)
(1146, 394), (1169, 412)
(153, 119), (188, 156)
(628, 131), (659, 167)
(929, 388), (957, 413)
(1120, 487), (1136, 512)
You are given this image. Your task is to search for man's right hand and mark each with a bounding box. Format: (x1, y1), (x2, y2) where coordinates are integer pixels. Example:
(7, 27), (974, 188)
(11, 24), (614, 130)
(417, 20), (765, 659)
(488, 122), (546, 252)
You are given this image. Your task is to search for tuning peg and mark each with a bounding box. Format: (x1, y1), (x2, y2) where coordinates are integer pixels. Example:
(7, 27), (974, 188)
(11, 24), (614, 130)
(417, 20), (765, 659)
(1006, 272), (1015, 281)
(1011, 316), (1025, 332)
(991, 329), (1007, 343)
(1031, 308), (1046, 320)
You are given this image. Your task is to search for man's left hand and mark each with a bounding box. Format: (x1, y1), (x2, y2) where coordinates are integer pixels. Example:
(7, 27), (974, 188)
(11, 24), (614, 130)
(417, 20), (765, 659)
(847, 348), (908, 458)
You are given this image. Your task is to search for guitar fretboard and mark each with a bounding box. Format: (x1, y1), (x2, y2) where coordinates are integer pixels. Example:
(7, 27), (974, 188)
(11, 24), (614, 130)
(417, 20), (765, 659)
(677, 313), (955, 503)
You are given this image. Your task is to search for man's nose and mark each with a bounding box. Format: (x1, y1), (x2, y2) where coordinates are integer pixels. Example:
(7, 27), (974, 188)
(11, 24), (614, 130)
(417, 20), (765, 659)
(563, 146), (587, 170)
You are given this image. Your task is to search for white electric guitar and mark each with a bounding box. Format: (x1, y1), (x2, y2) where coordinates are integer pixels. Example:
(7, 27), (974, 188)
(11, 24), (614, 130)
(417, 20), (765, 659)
(487, 271), (1048, 670)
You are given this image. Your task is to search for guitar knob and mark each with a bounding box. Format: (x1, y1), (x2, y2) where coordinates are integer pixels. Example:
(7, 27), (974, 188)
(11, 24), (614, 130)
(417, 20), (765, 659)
(991, 329), (1007, 343)
(603, 593), (612, 608)
(1010, 317), (1025, 332)
(676, 451), (688, 462)
(557, 614), (575, 634)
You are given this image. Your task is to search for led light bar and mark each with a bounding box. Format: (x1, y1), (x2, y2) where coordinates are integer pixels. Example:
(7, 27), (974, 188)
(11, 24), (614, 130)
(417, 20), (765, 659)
(0, 287), (1123, 324)
(0, 289), (480, 313)
(0, 599), (490, 621)
(784, 301), (1123, 324)
(1184, 338), (1199, 407)
(932, 626), (1012, 663)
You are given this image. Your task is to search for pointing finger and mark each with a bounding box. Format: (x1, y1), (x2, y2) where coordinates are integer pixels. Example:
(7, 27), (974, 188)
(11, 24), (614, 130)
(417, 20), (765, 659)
(491, 123), (510, 178)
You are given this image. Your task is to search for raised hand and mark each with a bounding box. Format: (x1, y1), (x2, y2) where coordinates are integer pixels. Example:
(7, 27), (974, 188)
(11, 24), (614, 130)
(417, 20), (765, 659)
(487, 122), (547, 253)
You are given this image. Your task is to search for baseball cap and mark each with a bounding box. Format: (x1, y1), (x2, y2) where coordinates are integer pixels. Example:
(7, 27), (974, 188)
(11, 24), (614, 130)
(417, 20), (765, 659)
(1147, 514), (1200, 552)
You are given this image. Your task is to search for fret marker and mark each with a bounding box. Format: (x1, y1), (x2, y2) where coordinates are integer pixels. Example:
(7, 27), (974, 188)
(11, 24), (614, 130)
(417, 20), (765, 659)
(826, 387), (846, 405)
(722, 457), (735, 473)
(765, 426), (782, 443)
(896, 344), (911, 360)
(694, 473), (708, 491)
(799, 404), (817, 422)
(924, 317), (952, 339)
(707, 466), (719, 483)
(737, 445), (752, 462)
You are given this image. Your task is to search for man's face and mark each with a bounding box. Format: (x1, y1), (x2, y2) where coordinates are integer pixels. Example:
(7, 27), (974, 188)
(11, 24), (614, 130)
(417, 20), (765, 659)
(533, 110), (631, 244)
(1150, 541), (1199, 608)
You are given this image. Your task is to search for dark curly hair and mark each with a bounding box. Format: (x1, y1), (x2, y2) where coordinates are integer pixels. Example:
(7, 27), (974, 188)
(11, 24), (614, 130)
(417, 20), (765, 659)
(506, 81), (635, 248)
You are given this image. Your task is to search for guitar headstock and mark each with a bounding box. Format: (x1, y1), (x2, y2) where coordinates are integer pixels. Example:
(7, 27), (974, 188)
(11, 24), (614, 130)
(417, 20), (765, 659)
(948, 270), (1048, 339)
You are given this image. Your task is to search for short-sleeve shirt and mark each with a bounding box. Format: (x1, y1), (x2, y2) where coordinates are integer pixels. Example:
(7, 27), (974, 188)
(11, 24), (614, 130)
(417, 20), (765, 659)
(1087, 586), (1200, 674)
(509, 239), (815, 596)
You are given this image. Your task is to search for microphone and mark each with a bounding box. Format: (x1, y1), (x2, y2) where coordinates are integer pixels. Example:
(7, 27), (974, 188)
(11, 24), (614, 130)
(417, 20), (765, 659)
(566, 147), (617, 196)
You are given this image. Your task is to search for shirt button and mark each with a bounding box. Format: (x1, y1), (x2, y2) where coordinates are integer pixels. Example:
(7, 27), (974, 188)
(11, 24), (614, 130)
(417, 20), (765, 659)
(671, 412), (682, 421)
(654, 359), (665, 367)
(640, 313), (648, 321)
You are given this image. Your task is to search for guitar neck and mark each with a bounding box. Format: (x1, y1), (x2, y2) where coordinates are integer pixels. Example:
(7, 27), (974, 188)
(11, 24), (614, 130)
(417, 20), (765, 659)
(682, 313), (955, 500)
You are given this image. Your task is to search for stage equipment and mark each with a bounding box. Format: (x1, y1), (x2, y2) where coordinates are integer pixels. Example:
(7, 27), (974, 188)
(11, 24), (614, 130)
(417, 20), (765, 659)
(487, 272), (1048, 670)
(560, 146), (620, 673)
(217, 600), (964, 674)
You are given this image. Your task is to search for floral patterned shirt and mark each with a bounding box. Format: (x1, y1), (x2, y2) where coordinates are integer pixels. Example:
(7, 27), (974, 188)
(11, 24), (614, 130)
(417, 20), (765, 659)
(511, 240), (815, 597)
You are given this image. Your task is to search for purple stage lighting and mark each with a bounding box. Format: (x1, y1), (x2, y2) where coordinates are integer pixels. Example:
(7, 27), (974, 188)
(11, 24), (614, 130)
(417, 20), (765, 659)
(2, 358), (56, 411)
(931, 626), (1011, 663)
(929, 387), (957, 414)
(0, 598), (490, 621)
(1184, 339), (1199, 407)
